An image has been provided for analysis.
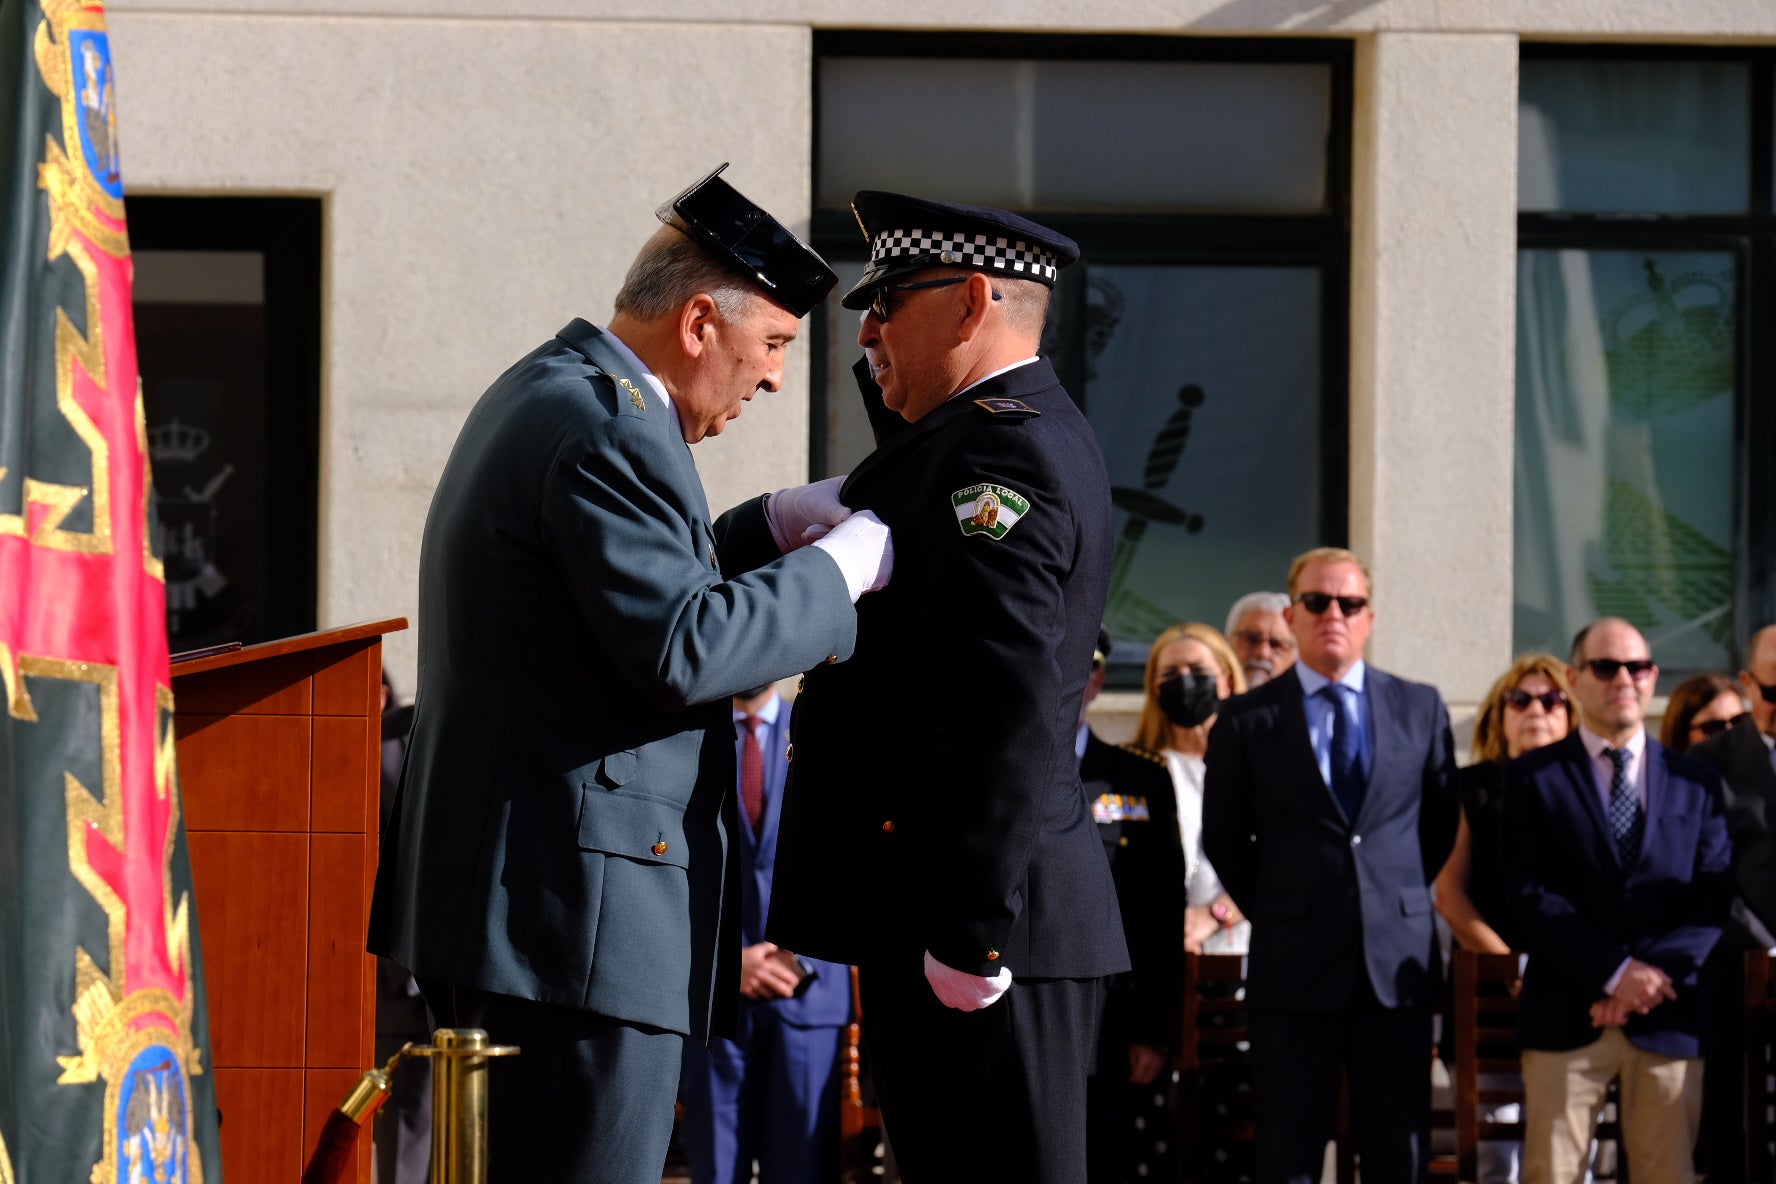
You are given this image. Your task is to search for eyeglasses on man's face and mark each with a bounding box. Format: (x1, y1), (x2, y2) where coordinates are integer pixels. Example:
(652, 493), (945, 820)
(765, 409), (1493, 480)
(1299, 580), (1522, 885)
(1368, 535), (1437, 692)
(1504, 688), (1567, 713)
(866, 275), (1001, 323)
(1578, 658), (1657, 682)
(1233, 629), (1296, 654)
(1294, 592), (1369, 618)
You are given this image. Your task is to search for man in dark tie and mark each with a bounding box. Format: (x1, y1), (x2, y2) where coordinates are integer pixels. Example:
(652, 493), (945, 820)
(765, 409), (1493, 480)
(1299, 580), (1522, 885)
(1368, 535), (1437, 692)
(1501, 617), (1731, 1184)
(1203, 546), (1458, 1184)
(1673, 623), (1774, 1184)
(677, 684), (851, 1184)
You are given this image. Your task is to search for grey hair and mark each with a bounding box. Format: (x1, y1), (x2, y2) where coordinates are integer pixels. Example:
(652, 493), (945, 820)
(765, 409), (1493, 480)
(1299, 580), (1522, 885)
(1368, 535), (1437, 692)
(613, 226), (755, 322)
(1225, 591), (1291, 639)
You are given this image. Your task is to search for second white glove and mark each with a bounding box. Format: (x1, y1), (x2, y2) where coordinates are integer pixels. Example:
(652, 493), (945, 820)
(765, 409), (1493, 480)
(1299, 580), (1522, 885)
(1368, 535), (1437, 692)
(810, 510), (892, 603)
(923, 950), (1013, 1011)
(766, 475), (851, 552)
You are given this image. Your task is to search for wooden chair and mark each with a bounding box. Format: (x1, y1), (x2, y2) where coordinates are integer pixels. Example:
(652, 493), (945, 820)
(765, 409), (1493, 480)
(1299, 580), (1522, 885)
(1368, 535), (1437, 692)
(1178, 953), (1257, 1183)
(1451, 950), (1527, 1183)
(1744, 951), (1776, 1181)
(838, 965), (890, 1184)
(1450, 949), (1629, 1184)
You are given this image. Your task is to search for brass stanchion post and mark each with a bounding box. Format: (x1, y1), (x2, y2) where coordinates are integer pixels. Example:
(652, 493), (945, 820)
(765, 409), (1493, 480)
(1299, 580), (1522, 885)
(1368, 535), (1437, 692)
(410, 1028), (520, 1184)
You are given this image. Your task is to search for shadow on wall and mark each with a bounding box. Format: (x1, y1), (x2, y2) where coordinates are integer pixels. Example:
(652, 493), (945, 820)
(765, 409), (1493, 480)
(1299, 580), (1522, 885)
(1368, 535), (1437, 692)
(1191, 0), (1387, 30)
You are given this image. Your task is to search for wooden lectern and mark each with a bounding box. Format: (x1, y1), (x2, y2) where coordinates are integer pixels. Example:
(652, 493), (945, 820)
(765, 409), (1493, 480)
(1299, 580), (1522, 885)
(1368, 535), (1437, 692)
(172, 619), (407, 1184)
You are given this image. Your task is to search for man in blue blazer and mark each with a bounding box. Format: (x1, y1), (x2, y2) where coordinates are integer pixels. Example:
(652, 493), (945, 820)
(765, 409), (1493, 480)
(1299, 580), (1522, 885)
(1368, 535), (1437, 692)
(1204, 546), (1458, 1184)
(1502, 617), (1731, 1184)
(367, 167), (893, 1183)
(677, 686), (851, 1184)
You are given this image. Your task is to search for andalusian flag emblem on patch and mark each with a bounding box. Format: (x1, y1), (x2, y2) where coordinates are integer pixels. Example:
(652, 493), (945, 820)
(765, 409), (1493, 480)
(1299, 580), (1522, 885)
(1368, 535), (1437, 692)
(952, 483), (1031, 540)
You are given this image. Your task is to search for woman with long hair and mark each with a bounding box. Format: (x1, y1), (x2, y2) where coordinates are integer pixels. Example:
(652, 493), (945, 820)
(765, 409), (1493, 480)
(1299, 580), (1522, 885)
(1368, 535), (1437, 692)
(1133, 623), (1249, 954)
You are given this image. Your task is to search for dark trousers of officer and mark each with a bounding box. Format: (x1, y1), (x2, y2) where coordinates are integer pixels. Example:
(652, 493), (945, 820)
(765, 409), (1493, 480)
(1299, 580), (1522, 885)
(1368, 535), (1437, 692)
(858, 955), (1098, 1184)
(1248, 975), (1433, 1184)
(420, 979), (682, 1184)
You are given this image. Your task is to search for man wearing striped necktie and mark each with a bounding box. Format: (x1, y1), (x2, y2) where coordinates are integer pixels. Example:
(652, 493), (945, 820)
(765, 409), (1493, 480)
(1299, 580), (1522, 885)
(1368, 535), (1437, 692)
(1503, 618), (1733, 1184)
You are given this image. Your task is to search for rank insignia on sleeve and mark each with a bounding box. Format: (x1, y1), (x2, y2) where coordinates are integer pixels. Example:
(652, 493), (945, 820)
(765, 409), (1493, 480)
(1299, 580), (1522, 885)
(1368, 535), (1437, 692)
(952, 483), (1030, 540)
(618, 377), (648, 411)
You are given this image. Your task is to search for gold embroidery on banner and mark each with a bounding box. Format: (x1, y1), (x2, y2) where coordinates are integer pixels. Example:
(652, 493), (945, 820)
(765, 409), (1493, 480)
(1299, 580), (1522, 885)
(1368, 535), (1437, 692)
(0, 643), (36, 721)
(138, 385), (162, 580)
(0, 466), (22, 538)
(157, 690), (190, 988)
(0, 1127), (13, 1184)
(33, 0), (126, 249)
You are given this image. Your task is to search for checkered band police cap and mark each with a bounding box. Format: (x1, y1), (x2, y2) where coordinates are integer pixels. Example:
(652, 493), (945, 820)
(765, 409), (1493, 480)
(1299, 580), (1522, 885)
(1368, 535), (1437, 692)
(840, 190), (1080, 311)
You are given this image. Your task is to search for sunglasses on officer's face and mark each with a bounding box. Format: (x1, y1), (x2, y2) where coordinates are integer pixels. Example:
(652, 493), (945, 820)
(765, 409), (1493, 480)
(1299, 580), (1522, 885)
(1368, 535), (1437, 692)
(1294, 592), (1369, 617)
(1504, 688), (1567, 713)
(1578, 658), (1657, 681)
(867, 276), (1001, 323)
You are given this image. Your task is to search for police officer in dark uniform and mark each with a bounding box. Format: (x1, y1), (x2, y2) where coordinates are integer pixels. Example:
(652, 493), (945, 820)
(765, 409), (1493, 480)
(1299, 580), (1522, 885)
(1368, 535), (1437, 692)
(761, 192), (1129, 1184)
(1078, 629), (1186, 1184)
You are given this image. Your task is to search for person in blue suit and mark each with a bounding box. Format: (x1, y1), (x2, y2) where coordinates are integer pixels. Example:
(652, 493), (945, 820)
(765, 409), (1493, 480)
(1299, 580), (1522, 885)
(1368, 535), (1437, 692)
(1203, 546), (1458, 1184)
(678, 685), (852, 1184)
(1501, 617), (1732, 1184)
(368, 166), (894, 1184)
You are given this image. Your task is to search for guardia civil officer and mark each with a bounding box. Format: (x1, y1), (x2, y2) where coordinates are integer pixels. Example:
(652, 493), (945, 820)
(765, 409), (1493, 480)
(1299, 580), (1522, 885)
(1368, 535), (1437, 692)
(761, 192), (1129, 1184)
(368, 165), (893, 1184)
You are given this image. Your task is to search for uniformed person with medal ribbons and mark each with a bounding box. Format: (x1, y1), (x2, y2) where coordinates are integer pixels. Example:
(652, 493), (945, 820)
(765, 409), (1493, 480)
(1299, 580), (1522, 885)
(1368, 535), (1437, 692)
(759, 192), (1129, 1183)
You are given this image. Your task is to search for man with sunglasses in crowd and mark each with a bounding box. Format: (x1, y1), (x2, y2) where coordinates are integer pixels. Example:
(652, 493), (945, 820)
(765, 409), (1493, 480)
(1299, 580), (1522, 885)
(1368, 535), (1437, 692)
(763, 190), (1128, 1184)
(1501, 617), (1731, 1184)
(1689, 623), (1776, 1183)
(1203, 546), (1458, 1184)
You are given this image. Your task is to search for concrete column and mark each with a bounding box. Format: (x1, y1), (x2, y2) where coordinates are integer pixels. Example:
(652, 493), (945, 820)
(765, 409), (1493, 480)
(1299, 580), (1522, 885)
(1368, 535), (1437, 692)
(1348, 32), (1519, 704)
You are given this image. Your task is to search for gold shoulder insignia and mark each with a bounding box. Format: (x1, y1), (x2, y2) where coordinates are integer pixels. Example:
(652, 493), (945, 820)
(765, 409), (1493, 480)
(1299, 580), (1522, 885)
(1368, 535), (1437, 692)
(618, 377), (648, 411)
(973, 397), (1040, 418)
(1119, 743), (1168, 766)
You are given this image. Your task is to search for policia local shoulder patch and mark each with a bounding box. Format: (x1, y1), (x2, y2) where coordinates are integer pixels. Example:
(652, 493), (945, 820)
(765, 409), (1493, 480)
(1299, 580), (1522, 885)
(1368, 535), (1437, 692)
(952, 483), (1031, 540)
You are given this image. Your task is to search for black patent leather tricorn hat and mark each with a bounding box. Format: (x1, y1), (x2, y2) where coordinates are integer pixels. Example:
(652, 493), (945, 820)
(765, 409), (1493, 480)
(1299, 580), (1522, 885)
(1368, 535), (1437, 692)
(656, 163), (838, 318)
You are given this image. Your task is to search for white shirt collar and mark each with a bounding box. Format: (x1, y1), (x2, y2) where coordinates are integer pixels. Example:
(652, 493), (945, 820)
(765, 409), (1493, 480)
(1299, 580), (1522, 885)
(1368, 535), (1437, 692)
(602, 326), (684, 437)
(1578, 724), (1646, 763)
(1075, 722), (1090, 761)
(1295, 659), (1366, 697)
(734, 691), (782, 727)
(953, 356), (1040, 402)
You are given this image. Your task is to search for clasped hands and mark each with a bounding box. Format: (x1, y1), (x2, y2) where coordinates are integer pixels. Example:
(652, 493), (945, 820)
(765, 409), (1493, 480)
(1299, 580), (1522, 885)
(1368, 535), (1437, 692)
(1589, 958), (1677, 1028)
(768, 476), (891, 601)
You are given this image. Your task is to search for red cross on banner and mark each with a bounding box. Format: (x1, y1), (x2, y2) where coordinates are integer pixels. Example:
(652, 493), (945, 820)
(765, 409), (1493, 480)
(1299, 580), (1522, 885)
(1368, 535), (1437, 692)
(1, 2), (222, 1181)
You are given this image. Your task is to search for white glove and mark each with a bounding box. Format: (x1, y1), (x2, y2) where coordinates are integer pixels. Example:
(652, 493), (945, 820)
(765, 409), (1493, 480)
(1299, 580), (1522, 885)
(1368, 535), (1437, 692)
(766, 476), (851, 553)
(923, 950), (1013, 1011)
(810, 510), (892, 603)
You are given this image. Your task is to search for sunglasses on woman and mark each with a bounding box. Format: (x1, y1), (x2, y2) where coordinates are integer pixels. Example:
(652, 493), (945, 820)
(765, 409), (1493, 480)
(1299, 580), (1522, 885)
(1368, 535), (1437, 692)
(1692, 714), (1747, 739)
(1504, 688), (1567, 713)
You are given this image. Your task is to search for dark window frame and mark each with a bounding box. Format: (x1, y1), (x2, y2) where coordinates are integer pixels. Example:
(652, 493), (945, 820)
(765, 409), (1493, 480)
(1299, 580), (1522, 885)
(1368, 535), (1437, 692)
(1517, 43), (1776, 664)
(810, 32), (1354, 584)
(127, 196), (322, 645)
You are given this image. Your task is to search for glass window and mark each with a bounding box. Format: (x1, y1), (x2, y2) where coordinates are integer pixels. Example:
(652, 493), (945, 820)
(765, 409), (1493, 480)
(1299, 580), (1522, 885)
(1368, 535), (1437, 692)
(814, 38), (1348, 684)
(1514, 249), (1737, 673)
(1519, 59), (1751, 215)
(818, 57), (1331, 214)
(1085, 265), (1323, 658)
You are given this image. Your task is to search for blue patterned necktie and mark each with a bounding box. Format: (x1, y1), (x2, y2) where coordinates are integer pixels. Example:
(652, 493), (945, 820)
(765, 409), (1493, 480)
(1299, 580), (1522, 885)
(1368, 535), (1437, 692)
(1321, 684), (1364, 821)
(1603, 746), (1642, 866)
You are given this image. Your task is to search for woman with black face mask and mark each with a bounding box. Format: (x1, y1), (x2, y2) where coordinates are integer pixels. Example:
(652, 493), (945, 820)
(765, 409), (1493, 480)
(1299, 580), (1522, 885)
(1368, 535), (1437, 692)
(1130, 623), (1250, 955)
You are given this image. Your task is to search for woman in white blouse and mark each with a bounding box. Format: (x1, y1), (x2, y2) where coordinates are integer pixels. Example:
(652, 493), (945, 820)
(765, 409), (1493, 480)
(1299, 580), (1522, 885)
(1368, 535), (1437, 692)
(1130, 623), (1250, 955)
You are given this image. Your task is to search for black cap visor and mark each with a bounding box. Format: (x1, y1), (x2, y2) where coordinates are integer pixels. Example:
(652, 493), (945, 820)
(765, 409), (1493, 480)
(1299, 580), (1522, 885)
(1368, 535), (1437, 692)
(657, 164), (838, 319)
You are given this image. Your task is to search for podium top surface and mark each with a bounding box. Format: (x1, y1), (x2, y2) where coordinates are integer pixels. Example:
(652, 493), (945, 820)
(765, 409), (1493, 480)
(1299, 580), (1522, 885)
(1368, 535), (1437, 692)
(170, 617), (409, 677)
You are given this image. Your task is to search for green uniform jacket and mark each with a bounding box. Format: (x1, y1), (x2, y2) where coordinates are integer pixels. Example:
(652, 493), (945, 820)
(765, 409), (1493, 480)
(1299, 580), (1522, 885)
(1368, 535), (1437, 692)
(368, 319), (856, 1042)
